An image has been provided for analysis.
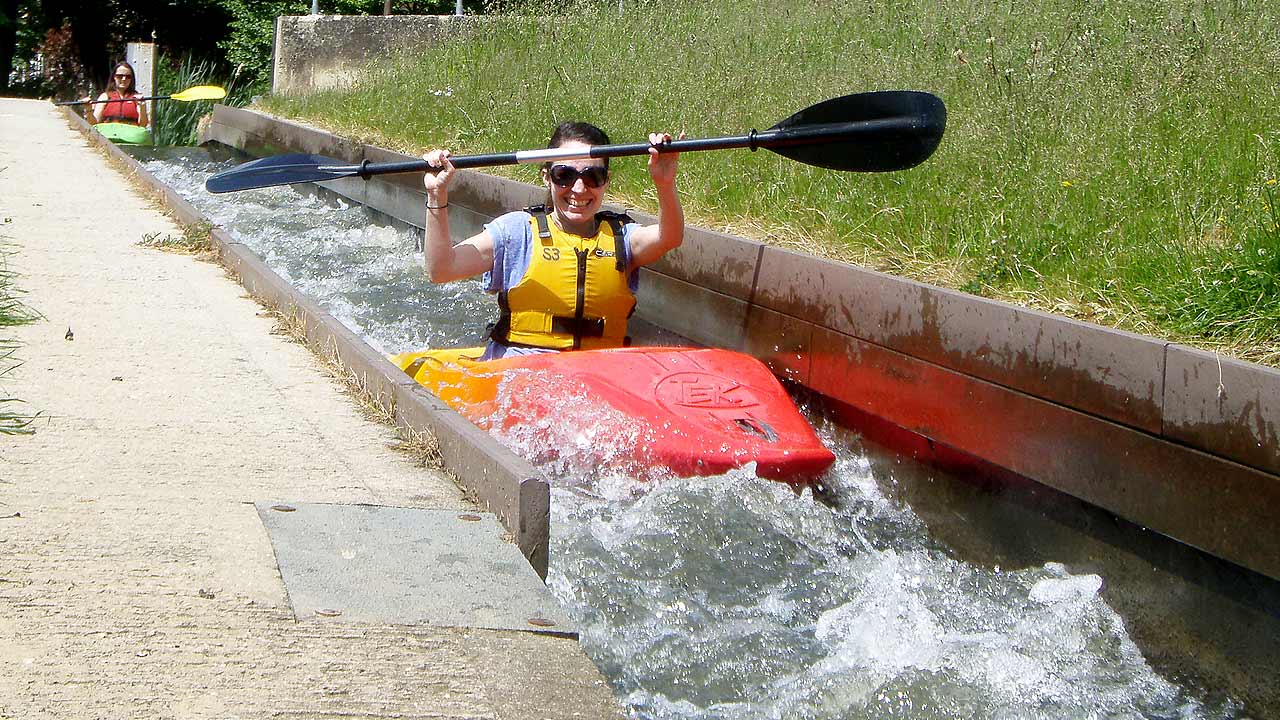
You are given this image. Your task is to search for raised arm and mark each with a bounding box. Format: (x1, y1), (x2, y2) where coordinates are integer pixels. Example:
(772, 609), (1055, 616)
(627, 131), (685, 269)
(421, 149), (495, 283)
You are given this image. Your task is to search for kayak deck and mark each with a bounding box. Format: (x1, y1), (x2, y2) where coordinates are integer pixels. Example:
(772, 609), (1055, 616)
(392, 346), (836, 483)
(95, 122), (152, 145)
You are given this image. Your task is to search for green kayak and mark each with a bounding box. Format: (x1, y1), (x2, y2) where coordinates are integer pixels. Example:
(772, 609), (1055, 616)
(96, 122), (152, 145)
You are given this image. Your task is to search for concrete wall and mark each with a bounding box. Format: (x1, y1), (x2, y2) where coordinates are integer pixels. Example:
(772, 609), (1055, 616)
(200, 104), (1280, 582)
(272, 15), (477, 94)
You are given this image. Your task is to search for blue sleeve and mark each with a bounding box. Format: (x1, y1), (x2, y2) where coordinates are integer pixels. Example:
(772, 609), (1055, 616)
(623, 221), (641, 293)
(482, 211), (533, 293)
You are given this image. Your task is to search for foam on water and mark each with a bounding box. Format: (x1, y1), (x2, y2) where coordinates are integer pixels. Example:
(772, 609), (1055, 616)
(146, 152), (1242, 720)
(145, 156), (493, 354)
(543, 445), (1237, 720)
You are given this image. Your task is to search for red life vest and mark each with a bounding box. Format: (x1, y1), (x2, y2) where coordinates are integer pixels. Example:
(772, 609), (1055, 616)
(101, 91), (141, 125)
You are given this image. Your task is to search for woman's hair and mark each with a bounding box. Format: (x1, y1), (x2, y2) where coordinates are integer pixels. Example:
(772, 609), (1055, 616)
(109, 61), (138, 95)
(546, 121), (611, 169)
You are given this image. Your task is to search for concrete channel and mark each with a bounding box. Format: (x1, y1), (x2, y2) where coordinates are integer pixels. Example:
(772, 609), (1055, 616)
(40, 96), (1279, 714)
(196, 101), (1280, 585)
(189, 101), (1280, 713)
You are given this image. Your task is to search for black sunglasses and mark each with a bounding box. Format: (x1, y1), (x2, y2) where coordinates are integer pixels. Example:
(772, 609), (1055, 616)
(115, 73), (132, 79)
(548, 164), (609, 189)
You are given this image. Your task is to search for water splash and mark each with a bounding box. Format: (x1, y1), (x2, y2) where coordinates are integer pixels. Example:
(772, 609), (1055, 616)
(144, 153), (492, 355)
(549, 460), (1236, 719)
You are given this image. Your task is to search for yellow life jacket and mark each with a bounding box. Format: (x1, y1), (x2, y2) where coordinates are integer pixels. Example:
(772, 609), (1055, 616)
(491, 206), (636, 350)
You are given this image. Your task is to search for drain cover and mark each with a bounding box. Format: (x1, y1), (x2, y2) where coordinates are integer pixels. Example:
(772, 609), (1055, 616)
(256, 502), (575, 636)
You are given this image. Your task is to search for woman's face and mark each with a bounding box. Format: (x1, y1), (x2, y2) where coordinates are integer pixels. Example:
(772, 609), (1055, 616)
(542, 140), (608, 233)
(114, 66), (133, 90)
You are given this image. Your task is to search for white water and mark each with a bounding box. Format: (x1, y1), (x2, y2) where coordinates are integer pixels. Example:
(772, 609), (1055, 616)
(144, 150), (1241, 720)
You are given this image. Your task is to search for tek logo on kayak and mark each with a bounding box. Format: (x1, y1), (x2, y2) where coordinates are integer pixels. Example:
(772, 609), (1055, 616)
(657, 372), (761, 410)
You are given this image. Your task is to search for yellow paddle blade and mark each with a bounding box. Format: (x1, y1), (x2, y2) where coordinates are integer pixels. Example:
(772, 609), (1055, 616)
(170, 85), (227, 102)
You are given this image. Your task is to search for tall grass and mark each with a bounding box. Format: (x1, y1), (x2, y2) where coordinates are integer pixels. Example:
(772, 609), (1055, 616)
(259, 0), (1280, 365)
(1, 234), (39, 435)
(153, 53), (255, 146)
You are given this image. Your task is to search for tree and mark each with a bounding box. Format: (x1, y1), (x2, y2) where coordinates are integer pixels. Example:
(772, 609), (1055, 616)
(3, 0), (234, 96)
(36, 20), (83, 99)
(219, 0), (308, 88)
(0, 0), (17, 92)
(4, 0), (473, 97)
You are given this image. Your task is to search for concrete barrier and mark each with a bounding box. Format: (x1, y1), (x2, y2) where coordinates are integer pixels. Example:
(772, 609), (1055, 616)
(64, 107), (551, 578)
(272, 15), (477, 94)
(199, 104), (1280, 582)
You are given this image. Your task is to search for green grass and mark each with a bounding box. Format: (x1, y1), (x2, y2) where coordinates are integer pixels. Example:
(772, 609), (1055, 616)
(1, 226), (40, 435)
(153, 53), (256, 147)
(259, 0), (1280, 365)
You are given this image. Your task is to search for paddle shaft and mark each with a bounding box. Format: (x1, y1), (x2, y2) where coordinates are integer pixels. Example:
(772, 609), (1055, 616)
(327, 116), (915, 179)
(204, 91), (946, 193)
(54, 94), (175, 106)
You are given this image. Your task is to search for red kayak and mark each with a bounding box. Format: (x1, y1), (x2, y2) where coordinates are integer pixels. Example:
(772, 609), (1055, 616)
(391, 346), (835, 483)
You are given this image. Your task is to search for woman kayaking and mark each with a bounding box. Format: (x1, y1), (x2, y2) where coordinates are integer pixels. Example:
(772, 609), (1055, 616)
(91, 61), (148, 128)
(398, 123), (833, 480)
(418, 121), (685, 360)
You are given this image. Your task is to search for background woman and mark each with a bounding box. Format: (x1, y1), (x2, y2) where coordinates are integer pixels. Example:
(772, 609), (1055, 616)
(92, 61), (148, 127)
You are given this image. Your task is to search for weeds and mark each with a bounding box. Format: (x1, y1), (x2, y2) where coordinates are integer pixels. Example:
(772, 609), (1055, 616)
(1, 237), (40, 435)
(153, 52), (254, 147)
(137, 223), (217, 258)
(1142, 178), (1280, 364)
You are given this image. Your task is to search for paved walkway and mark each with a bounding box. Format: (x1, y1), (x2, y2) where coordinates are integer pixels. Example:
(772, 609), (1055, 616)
(0, 98), (621, 719)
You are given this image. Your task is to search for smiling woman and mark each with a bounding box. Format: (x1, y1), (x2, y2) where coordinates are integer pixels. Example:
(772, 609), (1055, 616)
(416, 119), (685, 361)
(92, 61), (149, 128)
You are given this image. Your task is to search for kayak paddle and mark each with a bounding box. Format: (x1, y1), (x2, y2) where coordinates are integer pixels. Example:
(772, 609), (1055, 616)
(205, 90), (946, 194)
(55, 85), (227, 106)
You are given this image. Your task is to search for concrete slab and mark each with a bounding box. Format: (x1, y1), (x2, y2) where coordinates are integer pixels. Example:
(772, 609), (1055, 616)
(257, 502), (575, 635)
(211, 104), (364, 163)
(362, 145), (427, 191)
(273, 15), (476, 94)
(635, 269), (750, 350)
(648, 224), (762, 301)
(756, 245), (1167, 433)
(391, 381), (551, 578)
(743, 304), (816, 385)
(199, 119), (252, 155)
(1164, 344), (1280, 476)
(810, 326), (1280, 580)
(363, 172), (425, 228)
(450, 165), (545, 220)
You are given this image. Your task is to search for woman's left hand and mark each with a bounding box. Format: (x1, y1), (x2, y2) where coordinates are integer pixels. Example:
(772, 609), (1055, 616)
(647, 131), (684, 189)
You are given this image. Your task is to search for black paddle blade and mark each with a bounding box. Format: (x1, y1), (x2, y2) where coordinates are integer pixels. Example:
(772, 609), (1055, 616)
(768, 90), (945, 172)
(205, 153), (358, 193)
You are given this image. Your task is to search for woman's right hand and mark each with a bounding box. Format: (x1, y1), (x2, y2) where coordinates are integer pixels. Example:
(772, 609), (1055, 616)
(422, 149), (455, 196)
